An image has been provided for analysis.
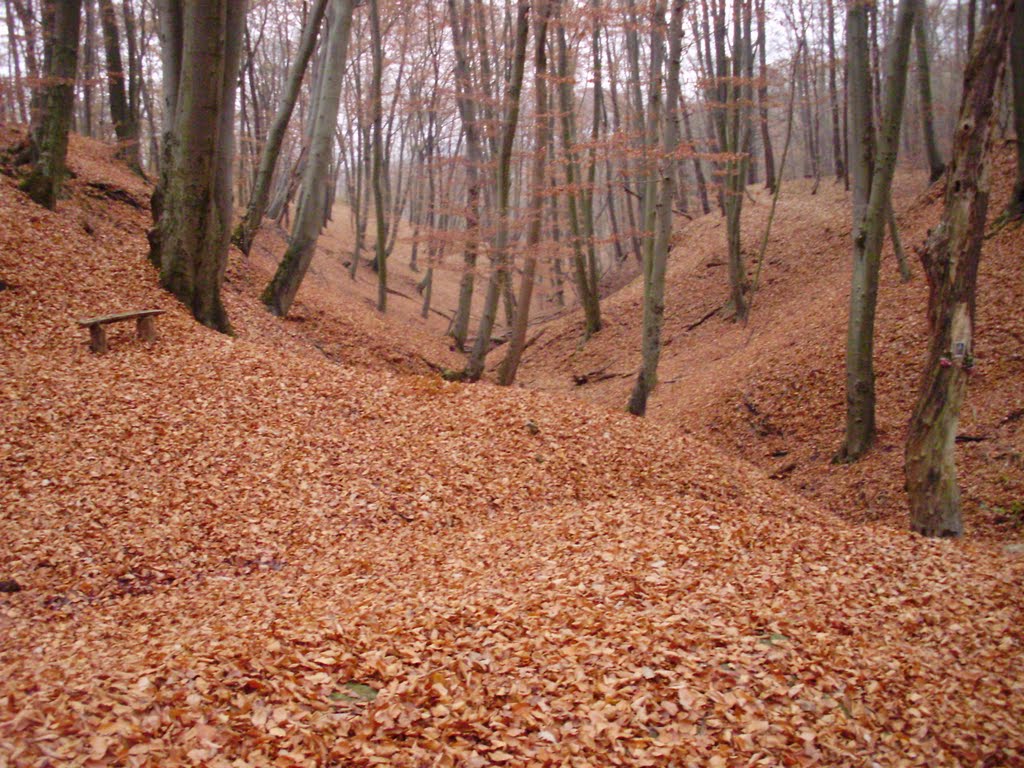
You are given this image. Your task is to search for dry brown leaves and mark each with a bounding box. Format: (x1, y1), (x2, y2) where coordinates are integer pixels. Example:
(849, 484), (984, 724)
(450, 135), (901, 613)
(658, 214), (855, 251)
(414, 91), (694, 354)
(0, 134), (1022, 767)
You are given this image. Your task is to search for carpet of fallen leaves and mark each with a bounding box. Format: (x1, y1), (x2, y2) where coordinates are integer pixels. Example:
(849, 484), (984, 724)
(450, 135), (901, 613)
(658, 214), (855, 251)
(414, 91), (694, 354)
(519, 150), (1024, 544)
(1, 134), (1023, 767)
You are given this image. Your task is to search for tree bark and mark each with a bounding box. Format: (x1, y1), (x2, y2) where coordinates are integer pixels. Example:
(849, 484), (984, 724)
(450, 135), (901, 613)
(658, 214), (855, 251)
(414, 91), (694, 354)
(22, 0), (82, 210)
(498, 0), (553, 386)
(262, 0), (355, 317)
(906, 0), (1012, 537)
(913, 4), (945, 184)
(1006, 2), (1024, 218)
(839, 0), (916, 461)
(98, 0), (141, 172)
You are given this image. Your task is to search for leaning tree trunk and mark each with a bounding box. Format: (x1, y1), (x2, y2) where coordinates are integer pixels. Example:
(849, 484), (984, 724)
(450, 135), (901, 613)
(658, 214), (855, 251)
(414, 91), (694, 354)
(906, 1), (1012, 537)
(22, 0), (82, 210)
(232, 0), (327, 255)
(913, 5), (945, 184)
(262, 0), (355, 317)
(98, 0), (141, 172)
(838, 0), (915, 462)
(151, 0), (245, 332)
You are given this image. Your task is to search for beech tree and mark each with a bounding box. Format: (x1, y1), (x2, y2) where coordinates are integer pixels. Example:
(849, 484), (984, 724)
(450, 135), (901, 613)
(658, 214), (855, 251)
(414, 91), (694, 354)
(905, 0), (1013, 537)
(1007, 2), (1024, 219)
(98, 0), (141, 172)
(21, 0), (82, 210)
(150, 0), (245, 332)
(262, 0), (356, 317)
(232, 0), (328, 255)
(837, 0), (915, 462)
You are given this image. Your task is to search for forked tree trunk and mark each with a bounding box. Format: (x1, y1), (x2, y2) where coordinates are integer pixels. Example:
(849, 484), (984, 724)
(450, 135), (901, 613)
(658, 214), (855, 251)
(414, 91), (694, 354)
(262, 0), (355, 317)
(906, 0), (1012, 537)
(233, 0), (327, 255)
(22, 0), (82, 210)
(498, 0), (552, 386)
(151, 0), (245, 332)
(839, 0), (916, 462)
(464, 0), (530, 381)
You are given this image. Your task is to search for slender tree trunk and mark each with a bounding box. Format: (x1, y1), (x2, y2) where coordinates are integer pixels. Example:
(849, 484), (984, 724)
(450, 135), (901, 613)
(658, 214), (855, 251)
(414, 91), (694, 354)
(756, 0), (775, 191)
(839, 0), (916, 461)
(368, 0), (388, 311)
(556, 7), (600, 338)
(464, 0), (530, 381)
(233, 0), (326, 255)
(628, 0), (683, 416)
(82, 0), (94, 136)
(262, 0), (355, 317)
(150, 0), (245, 332)
(22, 0), (82, 210)
(498, 0), (552, 386)
(826, 0), (844, 181)
(913, 4), (945, 183)
(906, 0), (1012, 537)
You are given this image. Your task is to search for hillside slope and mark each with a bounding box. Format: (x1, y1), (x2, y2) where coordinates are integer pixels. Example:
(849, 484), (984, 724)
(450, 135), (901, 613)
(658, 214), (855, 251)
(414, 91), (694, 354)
(1, 135), (1023, 766)
(518, 155), (1024, 539)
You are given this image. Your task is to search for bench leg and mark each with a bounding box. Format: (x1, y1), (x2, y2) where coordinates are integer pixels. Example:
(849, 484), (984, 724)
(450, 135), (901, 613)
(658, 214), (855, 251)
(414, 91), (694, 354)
(136, 315), (157, 342)
(88, 325), (107, 354)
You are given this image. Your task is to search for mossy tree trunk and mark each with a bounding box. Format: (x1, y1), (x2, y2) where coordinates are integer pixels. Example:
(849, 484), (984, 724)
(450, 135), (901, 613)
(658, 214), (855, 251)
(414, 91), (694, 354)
(22, 0), (82, 210)
(906, 0), (1012, 537)
(262, 0), (355, 317)
(150, 0), (245, 333)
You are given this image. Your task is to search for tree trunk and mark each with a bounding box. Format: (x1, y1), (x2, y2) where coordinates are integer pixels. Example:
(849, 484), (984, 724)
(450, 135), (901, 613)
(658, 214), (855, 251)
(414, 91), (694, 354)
(913, 4), (945, 184)
(756, 0), (775, 192)
(261, 0), (355, 317)
(369, 0), (388, 312)
(464, 0), (530, 381)
(906, 0), (1012, 537)
(839, 0), (916, 461)
(498, 0), (552, 386)
(150, 0), (245, 332)
(22, 0), (82, 210)
(826, 0), (844, 182)
(1006, 2), (1024, 218)
(233, 0), (327, 255)
(627, 0), (682, 416)
(98, 0), (141, 172)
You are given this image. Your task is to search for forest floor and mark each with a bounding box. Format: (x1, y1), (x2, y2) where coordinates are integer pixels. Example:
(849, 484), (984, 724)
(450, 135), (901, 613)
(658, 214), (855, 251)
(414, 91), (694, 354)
(1, 132), (1022, 766)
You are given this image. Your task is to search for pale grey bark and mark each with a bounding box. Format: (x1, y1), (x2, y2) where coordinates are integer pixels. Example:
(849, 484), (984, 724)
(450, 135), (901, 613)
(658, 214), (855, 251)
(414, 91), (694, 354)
(262, 0), (355, 317)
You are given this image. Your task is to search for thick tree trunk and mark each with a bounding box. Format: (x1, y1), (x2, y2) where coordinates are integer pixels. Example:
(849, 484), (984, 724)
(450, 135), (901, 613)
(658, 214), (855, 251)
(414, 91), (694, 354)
(98, 0), (141, 172)
(151, 0), (244, 332)
(1006, 3), (1024, 218)
(22, 0), (82, 210)
(906, 0), (1012, 537)
(839, 0), (915, 461)
(913, 5), (945, 184)
(262, 0), (354, 317)
(232, 0), (327, 255)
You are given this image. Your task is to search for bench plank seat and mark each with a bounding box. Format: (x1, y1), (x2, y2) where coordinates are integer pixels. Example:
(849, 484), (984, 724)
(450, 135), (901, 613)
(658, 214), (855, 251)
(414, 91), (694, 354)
(77, 309), (166, 353)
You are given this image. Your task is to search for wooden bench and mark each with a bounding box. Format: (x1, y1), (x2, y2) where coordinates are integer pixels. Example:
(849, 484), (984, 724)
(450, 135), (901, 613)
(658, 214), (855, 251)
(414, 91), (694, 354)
(77, 309), (166, 353)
